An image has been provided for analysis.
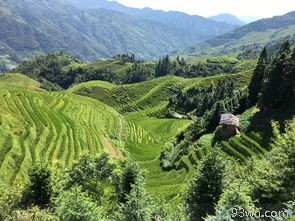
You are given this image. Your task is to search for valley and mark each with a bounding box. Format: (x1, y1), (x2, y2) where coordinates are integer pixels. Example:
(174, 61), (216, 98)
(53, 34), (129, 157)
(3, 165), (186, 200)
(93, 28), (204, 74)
(0, 1), (294, 220)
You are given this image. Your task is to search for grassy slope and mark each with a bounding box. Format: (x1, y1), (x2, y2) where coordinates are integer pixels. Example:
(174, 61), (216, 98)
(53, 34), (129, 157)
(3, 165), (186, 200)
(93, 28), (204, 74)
(0, 71), (253, 202)
(63, 57), (134, 75)
(70, 76), (196, 200)
(0, 73), (44, 91)
(70, 72), (252, 112)
(179, 11), (295, 60)
(70, 71), (253, 201)
(0, 74), (127, 184)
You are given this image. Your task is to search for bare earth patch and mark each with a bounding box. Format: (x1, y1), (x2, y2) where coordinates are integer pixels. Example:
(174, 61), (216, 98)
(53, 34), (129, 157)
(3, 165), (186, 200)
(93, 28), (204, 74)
(103, 137), (124, 159)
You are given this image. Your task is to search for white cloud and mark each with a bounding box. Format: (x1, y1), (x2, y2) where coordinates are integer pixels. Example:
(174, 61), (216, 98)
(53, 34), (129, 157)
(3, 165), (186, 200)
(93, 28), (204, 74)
(115, 0), (295, 18)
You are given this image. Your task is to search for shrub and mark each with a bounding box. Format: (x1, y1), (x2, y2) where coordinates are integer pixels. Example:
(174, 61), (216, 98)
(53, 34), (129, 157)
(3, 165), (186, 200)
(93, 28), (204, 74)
(54, 186), (105, 221)
(21, 162), (52, 209)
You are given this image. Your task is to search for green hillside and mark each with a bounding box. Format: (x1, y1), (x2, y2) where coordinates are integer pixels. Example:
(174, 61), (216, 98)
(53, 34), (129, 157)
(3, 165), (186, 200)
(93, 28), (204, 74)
(0, 70), (252, 196)
(70, 72), (252, 113)
(13, 52), (256, 92)
(0, 73), (194, 201)
(0, 41), (294, 219)
(0, 73), (44, 91)
(69, 71), (253, 200)
(0, 0), (235, 68)
(0, 75), (127, 184)
(179, 11), (295, 59)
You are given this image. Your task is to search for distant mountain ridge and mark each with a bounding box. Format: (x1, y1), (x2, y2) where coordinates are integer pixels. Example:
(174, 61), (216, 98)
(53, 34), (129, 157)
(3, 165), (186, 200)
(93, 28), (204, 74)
(208, 13), (245, 26)
(65, 0), (239, 41)
(0, 0), (238, 69)
(179, 11), (295, 58)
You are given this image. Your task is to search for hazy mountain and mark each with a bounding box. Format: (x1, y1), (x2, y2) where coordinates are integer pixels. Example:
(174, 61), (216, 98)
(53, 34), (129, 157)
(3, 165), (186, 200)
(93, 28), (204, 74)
(238, 15), (261, 24)
(0, 0), (207, 67)
(208, 13), (245, 26)
(65, 0), (239, 41)
(179, 11), (295, 58)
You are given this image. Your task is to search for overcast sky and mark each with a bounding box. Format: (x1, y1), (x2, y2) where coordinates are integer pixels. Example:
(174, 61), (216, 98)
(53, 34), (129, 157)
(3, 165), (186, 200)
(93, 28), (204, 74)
(114, 0), (295, 18)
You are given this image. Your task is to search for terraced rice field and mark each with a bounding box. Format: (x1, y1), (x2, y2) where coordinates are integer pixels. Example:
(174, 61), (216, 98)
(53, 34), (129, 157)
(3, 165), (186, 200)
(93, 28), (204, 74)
(70, 72), (252, 115)
(0, 71), (254, 201)
(124, 124), (191, 201)
(69, 72), (254, 200)
(0, 88), (126, 184)
(219, 131), (273, 164)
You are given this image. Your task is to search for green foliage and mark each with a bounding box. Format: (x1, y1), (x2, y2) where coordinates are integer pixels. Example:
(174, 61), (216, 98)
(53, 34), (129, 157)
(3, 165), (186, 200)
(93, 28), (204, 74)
(115, 160), (144, 203)
(116, 175), (152, 221)
(54, 185), (105, 221)
(13, 53), (75, 89)
(156, 55), (171, 77)
(215, 182), (257, 221)
(13, 54), (121, 90)
(66, 153), (116, 200)
(21, 162), (52, 209)
(252, 119), (295, 210)
(248, 47), (269, 105)
(275, 200), (295, 221)
(163, 78), (248, 167)
(123, 62), (155, 84)
(160, 142), (181, 170)
(4, 206), (54, 221)
(259, 41), (295, 110)
(0, 183), (23, 220)
(185, 148), (225, 221)
(113, 54), (137, 64)
(74, 67), (120, 85)
(205, 206), (234, 221)
(1, 40), (294, 221)
(13, 50), (254, 91)
(155, 55), (251, 79)
(169, 78), (243, 116)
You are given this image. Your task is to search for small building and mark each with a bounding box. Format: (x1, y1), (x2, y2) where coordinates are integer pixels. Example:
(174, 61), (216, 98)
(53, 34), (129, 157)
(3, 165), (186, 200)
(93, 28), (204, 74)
(219, 113), (240, 139)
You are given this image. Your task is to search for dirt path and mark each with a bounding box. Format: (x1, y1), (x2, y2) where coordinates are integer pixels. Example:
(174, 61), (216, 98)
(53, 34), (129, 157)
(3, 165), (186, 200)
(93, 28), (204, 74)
(103, 137), (124, 159)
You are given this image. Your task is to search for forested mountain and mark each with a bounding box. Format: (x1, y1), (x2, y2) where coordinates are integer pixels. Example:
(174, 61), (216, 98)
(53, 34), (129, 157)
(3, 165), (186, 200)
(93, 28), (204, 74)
(0, 0), (218, 69)
(65, 0), (239, 42)
(208, 13), (245, 26)
(179, 11), (295, 59)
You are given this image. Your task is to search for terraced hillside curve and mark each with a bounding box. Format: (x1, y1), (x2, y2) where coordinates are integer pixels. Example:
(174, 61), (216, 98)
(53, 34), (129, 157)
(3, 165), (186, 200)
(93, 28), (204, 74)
(0, 88), (127, 184)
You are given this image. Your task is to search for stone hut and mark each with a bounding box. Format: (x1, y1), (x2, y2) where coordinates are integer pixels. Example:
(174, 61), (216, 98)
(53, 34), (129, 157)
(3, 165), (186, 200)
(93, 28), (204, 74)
(219, 113), (240, 139)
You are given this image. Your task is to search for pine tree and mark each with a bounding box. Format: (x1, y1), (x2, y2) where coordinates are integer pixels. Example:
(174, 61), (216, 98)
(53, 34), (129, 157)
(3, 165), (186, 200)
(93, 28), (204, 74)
(155, 55), (170, 77)
(248, 47), (268, 105)
(185, 148), (225, 221)
(117, 175), (151, 221)
(115, 161), (143, 203)
(277, 46), (295, 106)
(155, 59), (163, 77)
(259, 41), (291, 110)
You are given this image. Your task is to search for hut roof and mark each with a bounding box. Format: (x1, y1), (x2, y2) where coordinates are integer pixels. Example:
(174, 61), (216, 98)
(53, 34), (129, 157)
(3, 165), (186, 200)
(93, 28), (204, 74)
(219, 113), (239, 127)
